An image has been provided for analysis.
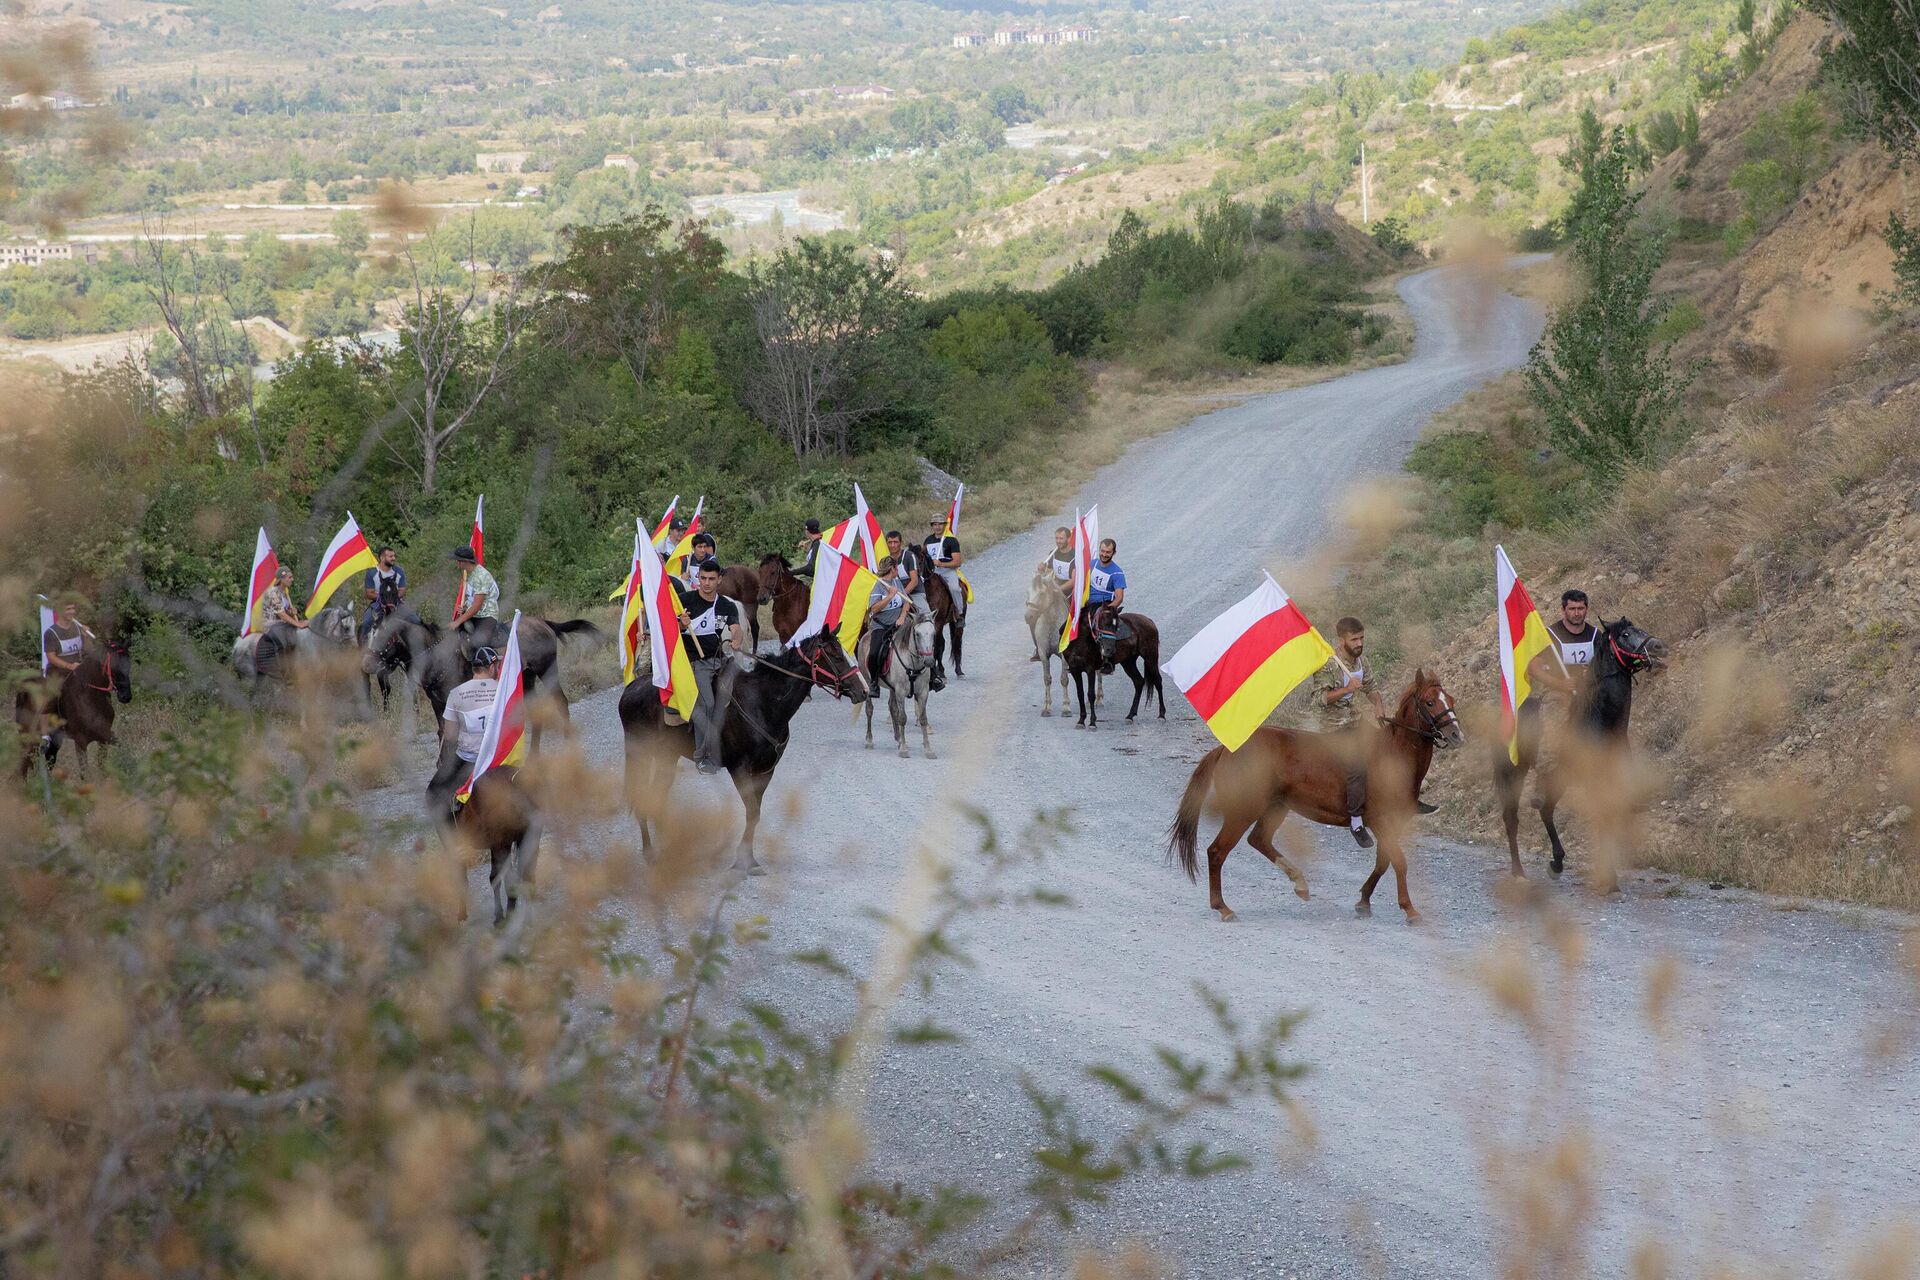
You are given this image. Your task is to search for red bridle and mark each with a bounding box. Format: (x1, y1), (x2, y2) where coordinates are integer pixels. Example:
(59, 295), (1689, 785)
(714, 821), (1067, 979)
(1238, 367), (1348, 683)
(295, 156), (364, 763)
(84, 645), (120, 695)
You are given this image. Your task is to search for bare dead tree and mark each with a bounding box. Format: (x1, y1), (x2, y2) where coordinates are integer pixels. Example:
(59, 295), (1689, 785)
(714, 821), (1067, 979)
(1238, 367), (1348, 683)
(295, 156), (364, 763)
(140, 220), (221, 422)
(393, 214), (546, 497)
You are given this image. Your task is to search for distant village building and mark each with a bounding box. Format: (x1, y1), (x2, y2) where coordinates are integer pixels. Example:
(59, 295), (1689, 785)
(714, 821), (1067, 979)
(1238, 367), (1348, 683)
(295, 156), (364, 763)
(952, 32), (987, 47)
(827, 84), (894, 102)
(993, 28), (1028, 45)
(603, 153), (640, 172)
(476, 151), (530, 173)
(514, 185), (544, 199)
(6, 91), (88, 111)
(1060, 25), (1097, 43)
(0, 240), (96, 268)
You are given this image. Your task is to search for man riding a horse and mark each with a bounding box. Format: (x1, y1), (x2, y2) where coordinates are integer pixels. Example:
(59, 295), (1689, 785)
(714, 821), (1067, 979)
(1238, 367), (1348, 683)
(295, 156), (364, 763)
(427, 643), (504, 819)
(795, 518), (823, 582)
(1310, 616), (1441, 850)
(449, 544), (502, 646)
(862, 554), (915, 690)
(41, 596), (89, 675)
(1087, 538), (1129, 669)
(680, 557), (748, 775)
(358, 545), (417, 645)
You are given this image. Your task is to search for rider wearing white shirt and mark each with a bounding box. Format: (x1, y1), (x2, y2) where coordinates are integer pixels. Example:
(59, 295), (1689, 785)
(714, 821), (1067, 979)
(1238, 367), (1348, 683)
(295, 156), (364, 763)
(428, 645), (503, 820)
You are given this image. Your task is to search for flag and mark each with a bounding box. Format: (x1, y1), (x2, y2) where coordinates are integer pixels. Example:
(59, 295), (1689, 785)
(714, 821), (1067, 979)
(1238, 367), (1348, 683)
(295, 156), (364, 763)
(639, 520), (698, 719)
(1495, 545), (1564, 765)
(618, 520), (647, 685)
(824, 484), (883, 572)
(651, 495), (680, 551)
(470, 495), (486, 564)
(943, 482), (975, 605)
(240, 527), (279, 639)
(456, 610), (527, 804)
(37, 596), (54, 674)
(791, 539), (880, 662)
(664, 496), (706, 580)
(1164, 575), (1336, 751)
(307, 512), (379, 615)
(1059, 505), (1099, 653)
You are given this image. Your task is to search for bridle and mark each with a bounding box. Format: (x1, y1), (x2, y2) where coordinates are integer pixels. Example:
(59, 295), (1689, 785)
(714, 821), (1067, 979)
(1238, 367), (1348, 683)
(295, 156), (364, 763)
(753, 639), (864, 701)
(1608, 629), (1659, 674)
(85, 644), (122, 696)
(1378, 687), (1459, 745)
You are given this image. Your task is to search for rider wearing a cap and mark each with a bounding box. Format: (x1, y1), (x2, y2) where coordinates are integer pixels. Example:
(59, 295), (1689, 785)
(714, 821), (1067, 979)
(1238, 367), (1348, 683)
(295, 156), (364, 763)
(449, 544), (500, 639)
(796, 518), (823, 581)
(923, 514), (965, 619)
(428, 643), (504, 818)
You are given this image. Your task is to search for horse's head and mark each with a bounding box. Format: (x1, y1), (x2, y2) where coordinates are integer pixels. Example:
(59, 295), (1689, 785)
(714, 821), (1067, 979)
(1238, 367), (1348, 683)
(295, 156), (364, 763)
(795, 632), (869, 704)
(1030, 563), (1056, 601)
(362, 613), (411, 676)
(311, 607), (354, 647)
(905, 605), (939, 664)
(104, 637), (133, 704)
(1602, 617), (1668, 673)
(1396, 668), (1463, 749)
(757, 553), (792, 603)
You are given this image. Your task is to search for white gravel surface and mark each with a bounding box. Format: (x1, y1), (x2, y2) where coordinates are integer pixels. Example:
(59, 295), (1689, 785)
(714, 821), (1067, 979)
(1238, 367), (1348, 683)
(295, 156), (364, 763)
(368, 264), (1920, 1276)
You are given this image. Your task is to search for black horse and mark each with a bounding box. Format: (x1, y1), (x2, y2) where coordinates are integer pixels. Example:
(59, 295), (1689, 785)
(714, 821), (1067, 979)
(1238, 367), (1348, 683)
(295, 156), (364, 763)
(15, 632), (133, 777)
(1064, 601), (1165, 729)
(618, 633), (866, 874)
(366, 614), (599, 740)
(1496, 616), (1667, 883)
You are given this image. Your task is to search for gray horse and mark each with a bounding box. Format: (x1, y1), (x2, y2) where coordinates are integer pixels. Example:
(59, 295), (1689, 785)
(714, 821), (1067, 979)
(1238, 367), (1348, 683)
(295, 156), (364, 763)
(231, 606), (355, 689)
(863, 603), (940, 758)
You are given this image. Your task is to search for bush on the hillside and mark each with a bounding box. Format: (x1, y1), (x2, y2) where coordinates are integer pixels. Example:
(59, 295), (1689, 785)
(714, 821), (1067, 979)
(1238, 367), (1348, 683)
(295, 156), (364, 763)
(1371, 215), (1416, 259)
(1807, 0), (1920, 159)
(1884, 213), (1920, 309)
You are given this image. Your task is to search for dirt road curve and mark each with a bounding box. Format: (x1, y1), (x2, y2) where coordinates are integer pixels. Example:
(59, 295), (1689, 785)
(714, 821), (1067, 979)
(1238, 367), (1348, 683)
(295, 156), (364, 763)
(377, 264), (1920, 1276)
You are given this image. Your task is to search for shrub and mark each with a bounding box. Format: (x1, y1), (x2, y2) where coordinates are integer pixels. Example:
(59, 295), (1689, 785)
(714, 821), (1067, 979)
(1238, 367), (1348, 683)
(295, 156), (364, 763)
(1886, 212), (1920, 309)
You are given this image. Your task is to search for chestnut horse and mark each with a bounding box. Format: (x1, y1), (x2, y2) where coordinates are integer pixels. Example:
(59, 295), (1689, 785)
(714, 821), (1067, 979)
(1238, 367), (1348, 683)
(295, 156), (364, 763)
(1495, 616), (1666, 885)
(758, 553), (811, 644)
(1063, 602), (1164, 729)
(1168, 670), (1462, 924)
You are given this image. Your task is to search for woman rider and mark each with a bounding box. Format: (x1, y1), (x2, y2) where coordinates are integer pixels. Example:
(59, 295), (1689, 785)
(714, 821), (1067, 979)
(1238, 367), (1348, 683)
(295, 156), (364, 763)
(260, 565), (308, 631)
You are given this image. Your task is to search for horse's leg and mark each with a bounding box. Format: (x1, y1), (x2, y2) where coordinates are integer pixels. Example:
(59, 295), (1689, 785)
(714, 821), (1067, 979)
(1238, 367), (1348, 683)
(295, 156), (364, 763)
(864, 695), (875, 749)
(1207, 815), (1254, 922)
(516, 814), (542, 906)
(1154, 666), (1167, 718)
(1122, 655), (1146, 721)
(490, 842), (511, 926)
(1247, 805), (1309, 901)
(1357, 845), (1389, 917)
(1072, 670), (1088, 728)
(1040, 652), (1054, 717)
(892, 682), (909, 758)
(1497, 764), (1527, 878)
(918, 685), (934, 758)
(951, 617), (964, 678)
(1539, 765), (1571, 877)
(1388, 835), (1420, 924)
(733, 770), (772, 875)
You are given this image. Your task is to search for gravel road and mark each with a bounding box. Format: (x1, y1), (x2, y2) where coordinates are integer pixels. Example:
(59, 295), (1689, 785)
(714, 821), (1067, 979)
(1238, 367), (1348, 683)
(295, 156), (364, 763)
(372, 264), (1920, 1276)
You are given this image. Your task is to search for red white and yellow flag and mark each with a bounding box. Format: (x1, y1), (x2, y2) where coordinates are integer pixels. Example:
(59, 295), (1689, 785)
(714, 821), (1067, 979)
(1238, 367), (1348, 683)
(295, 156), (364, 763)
(943, 482), (974, 605)
(825, 483), (884, 573)
(306, 512), (379, 616)
(456, 609), (526, 803)
(651, 495), (680, 552)
(1495, 545), (1564, 765)
(1164, 574), (1336, 751)
(791, 539), (880, 662)
(664, 496), (706, 580)
(240, 527), (279, 639)
(639, 520), (698, 719)
(470, 494), (486, 564)
(618, 519), (648, 685)
(1058, 505), (1099, 653)
(38, 596), (55, 674)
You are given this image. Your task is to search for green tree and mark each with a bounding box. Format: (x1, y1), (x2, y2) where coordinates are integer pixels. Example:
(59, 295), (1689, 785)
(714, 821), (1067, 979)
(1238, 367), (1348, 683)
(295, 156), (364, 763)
(1524, 111), (1695, 481)
(985, 83), (1035, 126)
(1805, 0), (1920, 158)
(330, 208), (369, 253)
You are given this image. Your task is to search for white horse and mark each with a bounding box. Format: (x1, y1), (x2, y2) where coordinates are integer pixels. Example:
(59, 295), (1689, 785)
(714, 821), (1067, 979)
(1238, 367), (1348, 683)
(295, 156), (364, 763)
(1025, 563), (1071, 716)
(862, 603), (940, 758)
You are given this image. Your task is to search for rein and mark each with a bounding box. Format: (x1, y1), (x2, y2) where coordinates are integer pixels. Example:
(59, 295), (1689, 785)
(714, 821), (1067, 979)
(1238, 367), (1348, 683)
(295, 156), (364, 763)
(1608, 631), (1656, 674)
(84, 647), (119, 696)
(1378, 694), (1457, 745)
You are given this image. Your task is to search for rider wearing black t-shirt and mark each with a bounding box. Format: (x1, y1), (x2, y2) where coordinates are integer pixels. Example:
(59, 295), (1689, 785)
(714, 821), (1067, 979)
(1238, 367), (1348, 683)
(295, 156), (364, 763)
(676, 558), (746, 773)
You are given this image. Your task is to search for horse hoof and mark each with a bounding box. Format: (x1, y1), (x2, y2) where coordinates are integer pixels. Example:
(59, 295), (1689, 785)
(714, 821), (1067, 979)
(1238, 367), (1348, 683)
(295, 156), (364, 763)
(1549, 861), (1564, 878)
(865, 741), (873, 750)
(1294, 884), (1310, 902)
(1075, 723), (1085, 730)
(1405, 911), (1425, 926)
(1216, 908), (1237, 922)
(924, 750), (938, 760)
(1354, 902), (1372, 918)
(1041, 709), (1052, 718)
(898, 749), (910, 759)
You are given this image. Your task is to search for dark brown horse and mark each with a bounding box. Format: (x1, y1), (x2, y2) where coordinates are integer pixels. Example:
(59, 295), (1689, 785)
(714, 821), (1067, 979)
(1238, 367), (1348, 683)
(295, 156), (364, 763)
(1064, 602), (1165, 729)
(1168, 671), (1463, 924)
(710, 563), (764, 653)
(15, 632), (133, 777)
(757, 553), (811, 645)
(922, 571), (966, 680)
(427, 752), (542, 926)
(1495, 616), (1666, 885)
(618, 633), (867, 873)
(365, 614), (598, 744)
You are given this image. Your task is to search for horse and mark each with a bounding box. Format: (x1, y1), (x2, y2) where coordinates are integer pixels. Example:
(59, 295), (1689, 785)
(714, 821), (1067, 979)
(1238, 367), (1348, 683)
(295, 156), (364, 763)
(365, 614), (599, 744)
(1168, 670), (1464, 924)
(758, 553), (812, 645)
(1063, 601), (1165, 729)
(618, 633), (866, 873)
(922, 570), (966, 679)
(426, 742), (543, 926)
(709, 564), (764, 654)
(1495, 617), (1667, 886)
(14, 632), (133, 778)
(230, 606), (355, 690)
(862, 602), (940, 758)
(1024, 563), (1071, 717)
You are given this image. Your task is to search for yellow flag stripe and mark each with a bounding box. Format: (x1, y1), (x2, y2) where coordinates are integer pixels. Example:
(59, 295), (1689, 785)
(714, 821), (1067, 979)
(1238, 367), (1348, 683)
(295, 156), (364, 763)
(1203, 630), (1336, 752)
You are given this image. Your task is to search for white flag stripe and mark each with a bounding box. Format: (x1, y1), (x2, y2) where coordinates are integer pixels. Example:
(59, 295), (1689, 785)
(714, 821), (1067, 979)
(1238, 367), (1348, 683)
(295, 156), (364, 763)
(1163, 576), (1293, 688)
(852, 482), (880, 570)
(39, 596), (55, 674)
(618, 519), (645, 679)
(240, 527), (274, 639)
(312, 512), (364, 599)
(789, 540), (849, 648)
(637, 523), (675, 693)
(1495, 544), (1520, 719)
(465, 609), (523, 793)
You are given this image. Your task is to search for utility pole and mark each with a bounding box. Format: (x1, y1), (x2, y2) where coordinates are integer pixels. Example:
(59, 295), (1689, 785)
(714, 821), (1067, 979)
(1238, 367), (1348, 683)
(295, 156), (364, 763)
(1360, 141), (1370, 224)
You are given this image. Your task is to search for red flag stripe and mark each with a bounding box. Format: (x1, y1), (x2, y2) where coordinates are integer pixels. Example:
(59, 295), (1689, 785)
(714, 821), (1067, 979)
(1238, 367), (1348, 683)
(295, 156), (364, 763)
(318, 533), (369, 581)
(1502, 582), (1538, 638)
(1180, 603), (1317, 721)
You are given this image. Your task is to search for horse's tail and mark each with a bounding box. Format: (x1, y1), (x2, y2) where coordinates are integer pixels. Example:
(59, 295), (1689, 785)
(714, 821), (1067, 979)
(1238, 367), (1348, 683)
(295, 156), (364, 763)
(1168, 747), (1224, 883)
(543, 617), (601, 641)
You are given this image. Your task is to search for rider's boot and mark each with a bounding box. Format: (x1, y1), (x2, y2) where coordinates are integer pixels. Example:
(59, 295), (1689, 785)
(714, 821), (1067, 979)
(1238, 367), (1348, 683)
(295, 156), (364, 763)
(1347, 769), (1374, 848)
(1415, 799), (1440, 815)
(930, 660), (947, 693)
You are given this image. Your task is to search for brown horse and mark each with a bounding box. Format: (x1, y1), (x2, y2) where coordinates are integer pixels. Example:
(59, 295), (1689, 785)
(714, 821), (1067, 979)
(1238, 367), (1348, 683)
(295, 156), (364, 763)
(710, 563), (764, 653)
(1064, 602), (1165, 729)
(922, 571), (966, 679)
(1168, 671), (1463, 924)
(1495, 617), (1666, 885)
(426, 736), (543, 926)
(758, 553), (811, 644)
(15, 633), (133, 777)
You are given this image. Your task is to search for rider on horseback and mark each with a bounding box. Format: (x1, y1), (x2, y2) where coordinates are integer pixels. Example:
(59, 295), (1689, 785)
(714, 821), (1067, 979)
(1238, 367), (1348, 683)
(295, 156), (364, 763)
(681, 532), (717, 590)
(1533, 588), (1597, 699)
(428, 643), (503, 819)
(924, 515), (965, 618)
(261, 565), (308, 631)
(679, 557), (747, 775)
(1087, 539), (1128, 670)
(359, 545), (415, 644)
(41, 597), (88, 675)
(884, 531), (924, 600)
(863, 555), (915, 689)
(795, 518), (823, 582)
(1314, 617), (1390, 849)
(449, 545), (501, 644)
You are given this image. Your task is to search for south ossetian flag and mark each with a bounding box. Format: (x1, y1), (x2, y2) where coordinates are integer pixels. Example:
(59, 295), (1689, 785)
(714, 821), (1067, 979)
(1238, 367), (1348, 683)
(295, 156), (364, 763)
(1163, 574), (1336, 751)
(664, 496), (706, 580)
(306, 512), (379, 616)
(942, 482), (974, 605)
(791, 539), (879, 663)
(1058, 504), (1098, 653)
(638, 518), (698, 719)
(240, 527), (279, 639)
(1495, 544), (1561, 765)
(456, 609), (526, 804)
(824, 482), (884, 574)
